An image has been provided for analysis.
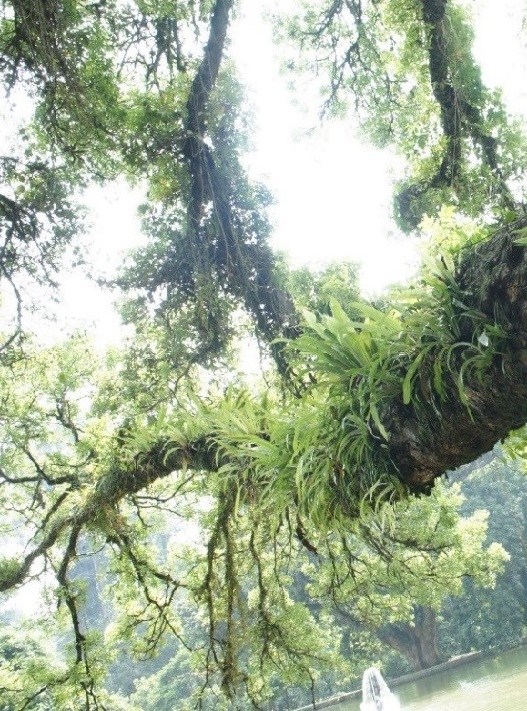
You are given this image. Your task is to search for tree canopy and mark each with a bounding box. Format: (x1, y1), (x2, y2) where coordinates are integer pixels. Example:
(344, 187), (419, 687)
(1, 0), (527, 708)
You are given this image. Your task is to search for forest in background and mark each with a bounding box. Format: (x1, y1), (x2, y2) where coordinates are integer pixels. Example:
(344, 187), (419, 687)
(2, 0), (527, 709)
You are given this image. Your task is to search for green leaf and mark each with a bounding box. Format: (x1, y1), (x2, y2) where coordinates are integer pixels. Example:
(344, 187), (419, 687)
(370, 401), (389, 441)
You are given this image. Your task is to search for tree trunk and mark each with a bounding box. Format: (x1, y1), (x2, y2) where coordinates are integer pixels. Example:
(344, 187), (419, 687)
(377, 606), (443, 671)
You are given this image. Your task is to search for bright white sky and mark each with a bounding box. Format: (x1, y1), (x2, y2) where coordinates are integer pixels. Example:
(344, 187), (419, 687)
(230, 0), (417, 294)
(54, 0), (527, 342)
(230, 0), (527, 289)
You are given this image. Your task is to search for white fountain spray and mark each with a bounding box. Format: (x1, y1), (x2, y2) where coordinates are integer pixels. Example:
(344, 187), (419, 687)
(360, 667), (401, 711)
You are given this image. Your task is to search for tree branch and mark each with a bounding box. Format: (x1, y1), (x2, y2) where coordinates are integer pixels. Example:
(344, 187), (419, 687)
(388, 216), (527, 490)
(397, 0), (517, 228)
(178, 0), (300, 374)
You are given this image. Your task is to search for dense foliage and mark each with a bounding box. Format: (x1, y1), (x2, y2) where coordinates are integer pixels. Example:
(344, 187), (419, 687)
(1, 0), (527, 708)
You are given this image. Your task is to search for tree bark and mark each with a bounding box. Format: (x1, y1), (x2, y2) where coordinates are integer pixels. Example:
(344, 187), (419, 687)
(378, 606), (443, 671)
(388, 216), (527, 493)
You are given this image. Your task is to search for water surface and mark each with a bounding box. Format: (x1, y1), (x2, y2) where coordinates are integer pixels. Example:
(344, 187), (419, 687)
(331, 646), (527, 711)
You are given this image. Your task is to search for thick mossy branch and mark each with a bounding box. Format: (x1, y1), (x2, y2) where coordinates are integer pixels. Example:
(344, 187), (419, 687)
(4, 222), (527, 599)
(69, 219), (527, 513)
(388, 216), (527, 489)
(93, 436), (219, 506)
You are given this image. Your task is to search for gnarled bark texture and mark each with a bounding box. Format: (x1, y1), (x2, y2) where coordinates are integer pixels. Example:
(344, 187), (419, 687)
(389, 216), (527, 492)
(378, 606), (443, 671)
